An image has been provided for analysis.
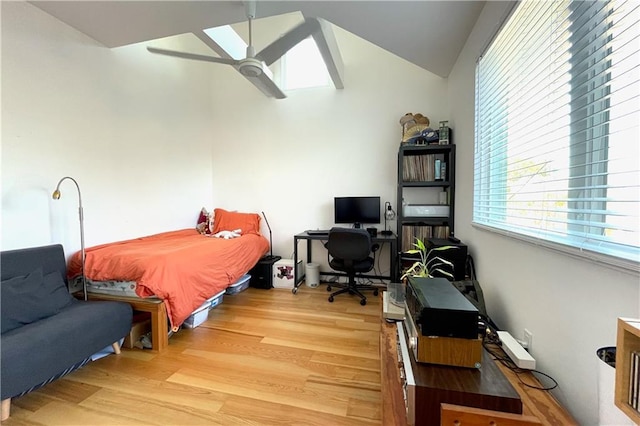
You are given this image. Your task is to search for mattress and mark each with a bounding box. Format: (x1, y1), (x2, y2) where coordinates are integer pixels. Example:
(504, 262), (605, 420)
(67, 229), (269, 328)
(75, 277), (159, 299)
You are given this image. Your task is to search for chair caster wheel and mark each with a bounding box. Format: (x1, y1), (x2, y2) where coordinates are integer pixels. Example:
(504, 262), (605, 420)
(373, 289), (379, 296)
(292, 287), (298, 294)
(360, 299), (367, 306)
(327, 285), (332, 291)
(328, 296), (334, 302)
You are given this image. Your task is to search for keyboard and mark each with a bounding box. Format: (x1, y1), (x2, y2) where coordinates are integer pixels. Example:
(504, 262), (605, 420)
(306, 229), (330, 236)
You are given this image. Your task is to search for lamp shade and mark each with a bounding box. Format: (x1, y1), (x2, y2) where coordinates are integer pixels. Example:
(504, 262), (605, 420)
(385, 202), (396, 220)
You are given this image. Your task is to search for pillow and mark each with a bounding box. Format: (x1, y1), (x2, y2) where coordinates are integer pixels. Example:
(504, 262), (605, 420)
(1, 268), (76, 334)
(43, 270), (76, 310)
(212, 208), (261, 235)
(196, 207), (213, 235)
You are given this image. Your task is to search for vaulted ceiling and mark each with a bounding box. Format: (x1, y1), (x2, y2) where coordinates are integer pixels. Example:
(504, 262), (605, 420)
(29, 1), (486, 78)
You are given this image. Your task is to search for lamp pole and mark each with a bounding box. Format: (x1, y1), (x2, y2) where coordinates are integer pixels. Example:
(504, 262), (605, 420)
(52, 177), (86, 300)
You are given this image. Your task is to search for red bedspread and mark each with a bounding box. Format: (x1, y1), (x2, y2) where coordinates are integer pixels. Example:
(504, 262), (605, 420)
(68, 229), (268, 328)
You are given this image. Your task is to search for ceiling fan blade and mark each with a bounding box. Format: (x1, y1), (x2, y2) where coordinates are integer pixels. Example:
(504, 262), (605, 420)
(196, 28), (246, 62)
(255, 17), (321, 66)
(245, 72), (286, 99)
(147, 47), (239, 66)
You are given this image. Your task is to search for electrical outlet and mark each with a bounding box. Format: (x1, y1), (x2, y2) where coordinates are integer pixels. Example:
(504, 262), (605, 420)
(524, 328), (533, 351)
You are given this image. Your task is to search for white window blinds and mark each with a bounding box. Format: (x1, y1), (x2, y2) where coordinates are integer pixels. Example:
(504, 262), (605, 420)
(474, 0), (640, 271)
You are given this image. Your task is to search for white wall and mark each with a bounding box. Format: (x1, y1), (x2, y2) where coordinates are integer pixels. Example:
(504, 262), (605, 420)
(1, 2), (215, 254)
(448, 2), (640, 425)
(2, 1), (448, 282)
(203, 20), (449, 275)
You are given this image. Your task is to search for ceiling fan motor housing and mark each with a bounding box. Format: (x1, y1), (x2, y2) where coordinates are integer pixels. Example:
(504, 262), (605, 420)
(239, 58), (264, 77)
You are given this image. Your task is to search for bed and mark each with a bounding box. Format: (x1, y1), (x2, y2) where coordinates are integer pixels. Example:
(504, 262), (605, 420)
(67, 212), (269, 340)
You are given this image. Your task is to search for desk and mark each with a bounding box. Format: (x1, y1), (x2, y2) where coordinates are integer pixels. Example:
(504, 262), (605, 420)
(292, 231), (398, 293)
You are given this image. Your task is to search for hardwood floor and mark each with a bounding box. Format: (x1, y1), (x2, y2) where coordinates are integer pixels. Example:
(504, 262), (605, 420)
(6, 285), (384, 425)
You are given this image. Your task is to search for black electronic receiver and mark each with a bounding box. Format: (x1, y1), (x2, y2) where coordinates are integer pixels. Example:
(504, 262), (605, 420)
(406, 276), (479, 339)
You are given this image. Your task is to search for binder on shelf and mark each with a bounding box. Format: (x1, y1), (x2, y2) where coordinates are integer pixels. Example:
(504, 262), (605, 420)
(631, 351), (640, 410)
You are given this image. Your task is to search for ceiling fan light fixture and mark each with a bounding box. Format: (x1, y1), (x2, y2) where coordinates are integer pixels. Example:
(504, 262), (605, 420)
(239, 58), (264, 77)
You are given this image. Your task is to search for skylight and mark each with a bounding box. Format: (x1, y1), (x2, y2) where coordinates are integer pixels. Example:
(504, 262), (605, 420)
(279, 37), (330, 91)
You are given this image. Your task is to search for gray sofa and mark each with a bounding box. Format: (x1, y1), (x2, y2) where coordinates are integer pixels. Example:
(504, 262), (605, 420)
(1, 244), (132, 420)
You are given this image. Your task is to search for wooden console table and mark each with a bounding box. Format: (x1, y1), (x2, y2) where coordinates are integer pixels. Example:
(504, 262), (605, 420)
(78, 293), (168, 352)
(380, 317), (577, 425)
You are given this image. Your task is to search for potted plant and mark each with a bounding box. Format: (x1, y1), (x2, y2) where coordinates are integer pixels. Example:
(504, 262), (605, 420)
(400, 238), (458, 281)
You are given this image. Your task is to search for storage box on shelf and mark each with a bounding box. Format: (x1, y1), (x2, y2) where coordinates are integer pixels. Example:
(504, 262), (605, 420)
(123, 312), (151, 349)
(272, 259), (303, 289)
(225, 274), (251, 295)
(183, 289), (226, 329)
(615, 317), (640, 423)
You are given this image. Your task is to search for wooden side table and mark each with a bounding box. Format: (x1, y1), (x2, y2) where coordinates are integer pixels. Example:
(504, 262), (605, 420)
(77, 292), (168, 352)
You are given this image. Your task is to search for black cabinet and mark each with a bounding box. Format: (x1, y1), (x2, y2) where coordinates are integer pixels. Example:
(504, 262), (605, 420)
(249, 256), (282, 289)
(396, 143), (456, 254)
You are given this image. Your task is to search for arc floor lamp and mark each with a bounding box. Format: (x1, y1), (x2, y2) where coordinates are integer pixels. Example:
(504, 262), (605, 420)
(52, 176), (87, 300)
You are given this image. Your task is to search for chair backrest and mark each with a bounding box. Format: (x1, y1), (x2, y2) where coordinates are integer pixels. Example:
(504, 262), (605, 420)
(326, 227), (372, 264)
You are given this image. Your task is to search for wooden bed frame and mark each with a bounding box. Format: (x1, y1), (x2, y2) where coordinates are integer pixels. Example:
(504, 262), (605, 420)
(79, 292), (169, 352)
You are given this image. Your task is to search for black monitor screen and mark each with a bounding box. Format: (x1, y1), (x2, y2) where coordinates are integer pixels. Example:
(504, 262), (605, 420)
(334, 196), (381, 227)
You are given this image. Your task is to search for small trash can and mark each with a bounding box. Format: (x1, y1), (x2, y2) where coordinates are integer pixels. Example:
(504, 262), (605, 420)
(597, 346), (633, 425)
(306, 263), (320, 288)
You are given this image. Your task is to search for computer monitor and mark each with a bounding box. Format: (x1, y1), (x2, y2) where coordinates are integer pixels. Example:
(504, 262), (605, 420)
(334, 196), (381, 228)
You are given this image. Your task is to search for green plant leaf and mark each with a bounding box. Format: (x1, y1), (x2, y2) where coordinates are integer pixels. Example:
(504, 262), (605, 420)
(401, 238), (459, 281)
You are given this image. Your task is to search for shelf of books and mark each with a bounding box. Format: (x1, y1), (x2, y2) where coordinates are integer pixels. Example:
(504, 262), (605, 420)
(615, 317), (640, 423)
(400, 225), (449, 252)
(401, 152), (451, 183)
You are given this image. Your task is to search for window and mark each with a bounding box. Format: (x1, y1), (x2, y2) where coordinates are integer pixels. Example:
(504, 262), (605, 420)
(473, 0), (640, 271)
(279, 37), (330, 91)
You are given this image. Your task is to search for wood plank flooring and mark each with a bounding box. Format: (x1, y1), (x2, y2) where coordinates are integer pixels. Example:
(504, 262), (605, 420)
(5, 285), (384, 425)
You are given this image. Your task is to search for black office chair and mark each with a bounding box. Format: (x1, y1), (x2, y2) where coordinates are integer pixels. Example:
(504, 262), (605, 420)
(325, 227), (379, 306)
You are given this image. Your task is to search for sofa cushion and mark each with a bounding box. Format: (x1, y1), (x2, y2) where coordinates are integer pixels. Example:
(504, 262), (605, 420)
(1, 268), (76, 334)
(1, 300), (132, 400)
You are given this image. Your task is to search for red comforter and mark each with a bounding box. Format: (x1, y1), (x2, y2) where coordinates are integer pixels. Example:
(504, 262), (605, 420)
(68, 229), (268, 328)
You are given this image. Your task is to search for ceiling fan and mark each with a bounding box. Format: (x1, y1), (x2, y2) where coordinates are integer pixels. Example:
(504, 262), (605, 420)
(147, 1), (337, 99)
